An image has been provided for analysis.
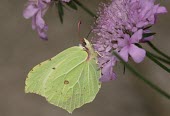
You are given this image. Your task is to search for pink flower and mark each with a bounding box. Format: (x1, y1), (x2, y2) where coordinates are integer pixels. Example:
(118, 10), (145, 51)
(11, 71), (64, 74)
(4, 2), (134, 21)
(92, 0), (167, 82)
(23, 0), (51, 40)
(118, 30), (146, 63)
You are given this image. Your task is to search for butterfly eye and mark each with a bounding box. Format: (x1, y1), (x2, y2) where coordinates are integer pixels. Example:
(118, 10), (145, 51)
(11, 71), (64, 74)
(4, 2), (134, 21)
(81, 41), (87, 47)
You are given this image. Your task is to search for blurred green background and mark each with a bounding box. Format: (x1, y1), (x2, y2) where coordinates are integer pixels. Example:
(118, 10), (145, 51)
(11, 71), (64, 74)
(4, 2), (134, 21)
(0, 0), (170, 116)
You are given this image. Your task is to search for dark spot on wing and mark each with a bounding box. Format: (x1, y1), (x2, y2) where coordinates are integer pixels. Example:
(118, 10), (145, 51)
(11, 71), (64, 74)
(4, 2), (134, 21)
(64, 80), (69, 85)
(52, 67), (56, 70)
(49, 58), (52, 61)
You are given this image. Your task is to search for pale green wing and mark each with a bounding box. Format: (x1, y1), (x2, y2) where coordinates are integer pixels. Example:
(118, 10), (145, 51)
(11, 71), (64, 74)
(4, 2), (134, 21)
(25, 46), (87, 96)
(45, 58), (101, 113)
(25, 45), (101, 113)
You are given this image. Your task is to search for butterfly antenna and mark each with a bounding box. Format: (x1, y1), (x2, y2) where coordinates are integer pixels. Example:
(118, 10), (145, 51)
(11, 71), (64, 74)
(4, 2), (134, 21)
(86, 29), (92, 39)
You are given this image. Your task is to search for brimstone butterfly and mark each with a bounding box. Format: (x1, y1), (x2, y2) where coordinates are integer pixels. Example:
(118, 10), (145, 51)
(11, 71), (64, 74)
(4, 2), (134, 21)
(25, 39), (101, 113)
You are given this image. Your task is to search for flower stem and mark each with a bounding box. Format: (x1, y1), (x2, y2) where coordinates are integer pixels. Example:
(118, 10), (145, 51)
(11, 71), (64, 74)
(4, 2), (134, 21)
(113, 52), (170, 99)
(147, 41), (170, 60)
(146, 51), (170, 73)
(147, 51), (170, 65)
(136, 44), (170, 72)
(73, 0), (97, 18)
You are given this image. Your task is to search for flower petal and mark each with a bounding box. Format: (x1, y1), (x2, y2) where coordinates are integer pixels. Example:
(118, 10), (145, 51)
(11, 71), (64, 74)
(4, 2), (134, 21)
(118, 38), (129, 48)
(100, 58), (116, 82)
(37, 26), (48, 40)
(119, 46), (129, 62)
(35, 11), (45, 29)
(136, 21), (149, 28)
(129, 44), (146, 63)
(100, 72), (116, 82)
(131, 29), (143, 43)
(23, 4), (38, 19)
(157, 6), (167, 14)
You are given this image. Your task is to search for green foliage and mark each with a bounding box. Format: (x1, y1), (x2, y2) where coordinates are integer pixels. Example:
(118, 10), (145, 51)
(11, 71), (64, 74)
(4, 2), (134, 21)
(57, 1), (64, 23)
(25, 39), (101, 113)
(143, 33), (156, 38)
(66, 1), (78, 10)
(55, 1), (78, 23)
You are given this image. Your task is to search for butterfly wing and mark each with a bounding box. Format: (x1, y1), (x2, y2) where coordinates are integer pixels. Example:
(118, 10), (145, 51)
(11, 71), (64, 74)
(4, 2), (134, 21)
(25, 46), (101, 113)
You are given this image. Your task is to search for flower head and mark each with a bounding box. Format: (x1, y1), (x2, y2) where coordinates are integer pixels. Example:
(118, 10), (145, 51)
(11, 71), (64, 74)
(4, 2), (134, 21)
(23, 0), (71, 40)
(92, 0), (167, 82)
(23, 0), (51, 40)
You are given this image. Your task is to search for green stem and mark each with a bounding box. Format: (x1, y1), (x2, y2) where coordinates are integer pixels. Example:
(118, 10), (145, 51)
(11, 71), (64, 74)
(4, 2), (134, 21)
(136, 44), (170, 72)
(148, 51), (170, 65)
(113, 52), (170, 99)
(73, 0), (97, 18)
(146, 52), (170, 73)
(147, 41), (170, 60)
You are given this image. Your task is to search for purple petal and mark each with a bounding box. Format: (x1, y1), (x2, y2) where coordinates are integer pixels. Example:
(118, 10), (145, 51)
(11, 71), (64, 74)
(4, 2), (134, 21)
(119, 46), (129, 62)
(100, 72), (116, 82)
(141, 36), (153, 43)
(131, 29), (143, 43)
(129, 44), (146, 63)
(118, 38), (129, 48)
(136, 21), (149, 28)
(100, 58), (116, 82)
(124, 34), (130, 41)
(23, 4), (38, 19)
(139, 0), (154, 19)
(35, 11), (45, 29)
(37, 27), (48, 40)
(157, 6), (167, 14)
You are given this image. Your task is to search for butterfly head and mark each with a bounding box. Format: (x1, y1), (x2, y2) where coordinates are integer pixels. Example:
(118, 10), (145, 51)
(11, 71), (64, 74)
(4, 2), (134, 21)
(80, 38), (97, 60)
